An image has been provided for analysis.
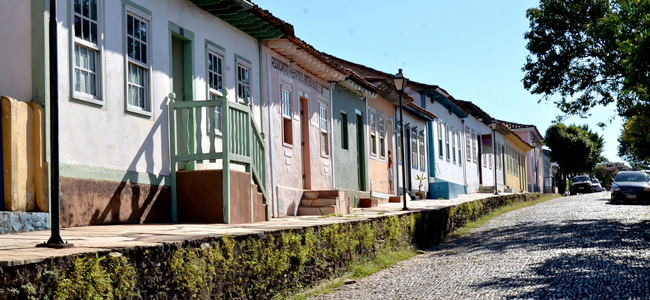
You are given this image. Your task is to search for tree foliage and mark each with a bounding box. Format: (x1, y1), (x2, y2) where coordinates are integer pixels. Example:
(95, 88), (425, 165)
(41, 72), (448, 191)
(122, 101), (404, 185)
(523, 0), (650, 120)
(592, 161), (631, 190)
(618, 114), (650, 169)
(544, 123), (605, 177)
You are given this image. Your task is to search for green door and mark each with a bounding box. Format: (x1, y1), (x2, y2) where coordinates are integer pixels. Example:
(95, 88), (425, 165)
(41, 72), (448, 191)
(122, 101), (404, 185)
(356, 113), (365, 191)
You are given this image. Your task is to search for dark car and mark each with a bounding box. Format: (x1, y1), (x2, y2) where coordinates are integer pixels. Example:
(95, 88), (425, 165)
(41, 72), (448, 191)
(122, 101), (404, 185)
(570, 175), (593, 195)
(611, 171), (650, 203)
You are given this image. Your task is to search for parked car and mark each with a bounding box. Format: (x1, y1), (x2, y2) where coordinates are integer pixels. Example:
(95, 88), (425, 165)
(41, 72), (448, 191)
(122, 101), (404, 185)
(570, 175), (594, 195)
(591, 178), (605, 192)
(611, 171), (650, 203)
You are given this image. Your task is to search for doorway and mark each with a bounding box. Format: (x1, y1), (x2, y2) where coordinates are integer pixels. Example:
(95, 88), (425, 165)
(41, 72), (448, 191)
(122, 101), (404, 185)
(300, 97), (311, 190)
(356, 112), (365, 191)
(170, 30), (194, 170)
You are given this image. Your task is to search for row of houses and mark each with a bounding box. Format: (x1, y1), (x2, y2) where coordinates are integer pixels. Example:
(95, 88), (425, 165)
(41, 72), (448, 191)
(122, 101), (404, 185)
(0, 0), (553, 227)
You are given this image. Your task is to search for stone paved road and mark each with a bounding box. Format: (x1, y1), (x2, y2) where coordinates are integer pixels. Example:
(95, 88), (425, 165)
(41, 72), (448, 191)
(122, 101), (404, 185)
(313, 192), (650, 300)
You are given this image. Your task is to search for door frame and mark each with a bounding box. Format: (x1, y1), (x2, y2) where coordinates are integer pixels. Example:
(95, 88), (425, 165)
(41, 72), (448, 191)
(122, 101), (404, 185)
(300, 96), (311, 190)
(355, 110), (365, 191)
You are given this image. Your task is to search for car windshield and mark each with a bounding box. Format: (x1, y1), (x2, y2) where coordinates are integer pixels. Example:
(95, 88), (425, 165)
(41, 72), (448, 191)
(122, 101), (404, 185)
(572, 177), (590, 183)
(614, 173), (649, 182)
(591, 179), (599, 184)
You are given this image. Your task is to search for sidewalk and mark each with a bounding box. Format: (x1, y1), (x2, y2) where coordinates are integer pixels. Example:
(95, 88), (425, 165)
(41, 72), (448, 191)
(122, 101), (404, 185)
(0, 192), (510, 267)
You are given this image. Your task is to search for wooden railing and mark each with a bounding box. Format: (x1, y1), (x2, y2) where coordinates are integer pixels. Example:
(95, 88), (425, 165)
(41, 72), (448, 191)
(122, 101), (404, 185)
(169, 94), (266, 223)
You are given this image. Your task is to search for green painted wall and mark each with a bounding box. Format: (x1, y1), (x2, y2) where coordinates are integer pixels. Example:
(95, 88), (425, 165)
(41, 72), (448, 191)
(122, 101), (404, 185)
(332, 84), (365, 191)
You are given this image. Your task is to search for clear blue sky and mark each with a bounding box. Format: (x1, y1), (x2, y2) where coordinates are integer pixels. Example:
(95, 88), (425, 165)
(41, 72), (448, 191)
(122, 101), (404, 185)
(254, 0), (624, 163)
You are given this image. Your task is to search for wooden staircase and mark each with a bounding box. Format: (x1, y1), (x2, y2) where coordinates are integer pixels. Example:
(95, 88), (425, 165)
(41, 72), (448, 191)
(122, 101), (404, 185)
(298, 190), (349, 216)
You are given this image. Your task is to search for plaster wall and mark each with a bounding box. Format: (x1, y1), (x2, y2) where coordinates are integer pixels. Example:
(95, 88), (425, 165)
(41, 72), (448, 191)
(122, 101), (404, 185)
(504, 134), (529, 191)
(0, 1), (32, 102)
(263, 49), (333, 215)
(461, 115), (485, 193)
(331, 84), (364, 192)
(515, 130), (544, 192)
(394, 108), (428, 195)
(55, 0), (261, 177)
(480, 131), (506, 188)
(427, 100), (464, 185)
(367, 95), (395, 195)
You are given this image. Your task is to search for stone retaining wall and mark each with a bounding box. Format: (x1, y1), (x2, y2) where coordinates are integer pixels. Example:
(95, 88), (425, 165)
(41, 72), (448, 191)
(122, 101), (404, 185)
(0, 193), (541, 299)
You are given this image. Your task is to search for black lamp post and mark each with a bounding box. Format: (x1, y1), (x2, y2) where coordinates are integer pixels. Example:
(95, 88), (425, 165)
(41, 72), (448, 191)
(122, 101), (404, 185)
(393, 69), (409, 211)
(532, 139), (538, 193)
(37, 0), (73, 249)
(490, 120), (499, 195)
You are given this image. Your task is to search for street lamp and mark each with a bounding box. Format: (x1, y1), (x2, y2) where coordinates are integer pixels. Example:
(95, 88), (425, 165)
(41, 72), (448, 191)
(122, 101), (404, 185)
(532, 139), (538, 193)
(490, 120), (498, 195)
(393, 69), (409, 211)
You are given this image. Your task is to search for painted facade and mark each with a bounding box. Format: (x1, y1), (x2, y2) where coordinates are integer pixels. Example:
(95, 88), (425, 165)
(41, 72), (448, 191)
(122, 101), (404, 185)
(331, 79), (377, 203)
(2, 0), (555, 232)
(262, 42), (345, 216)
(367, 94), (397, 198)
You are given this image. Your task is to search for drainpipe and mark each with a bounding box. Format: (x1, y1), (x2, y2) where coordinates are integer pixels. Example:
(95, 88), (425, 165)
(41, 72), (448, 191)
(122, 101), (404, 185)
(38, 0), (72, 248)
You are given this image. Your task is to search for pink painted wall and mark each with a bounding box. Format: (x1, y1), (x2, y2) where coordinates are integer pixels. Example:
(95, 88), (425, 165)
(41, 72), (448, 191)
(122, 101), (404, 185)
(264, 48), (333, 216)
(367, 96), (395, 195)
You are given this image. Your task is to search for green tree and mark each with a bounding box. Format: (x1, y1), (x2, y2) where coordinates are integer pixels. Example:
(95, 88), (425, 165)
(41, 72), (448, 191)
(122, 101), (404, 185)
(618, 114), (650, 169)
(592, 161), (631, 190)
(523, 0), (650, 120)
(544, 123), (605, 178)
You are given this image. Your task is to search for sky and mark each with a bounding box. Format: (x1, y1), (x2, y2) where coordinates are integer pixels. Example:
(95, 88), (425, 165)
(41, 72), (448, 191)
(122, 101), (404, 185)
(253, 0), (625, 163)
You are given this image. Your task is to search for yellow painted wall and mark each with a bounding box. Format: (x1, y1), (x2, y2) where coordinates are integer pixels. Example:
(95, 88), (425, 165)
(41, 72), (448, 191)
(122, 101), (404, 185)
(1, 96), (48, 212)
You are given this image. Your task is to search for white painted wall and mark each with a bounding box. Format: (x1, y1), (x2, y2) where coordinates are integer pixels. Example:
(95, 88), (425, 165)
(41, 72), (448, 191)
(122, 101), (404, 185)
(481, 129), (506, 188)
(56, 0), (261, 176)
(394, 106), (428, 194)
(462, 115), (485, 193)
(424, 99), (465, 186)
(0, 1), (32, 102)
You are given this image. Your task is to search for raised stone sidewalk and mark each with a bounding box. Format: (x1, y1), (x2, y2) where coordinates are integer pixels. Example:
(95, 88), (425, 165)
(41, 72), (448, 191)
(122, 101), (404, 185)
(0, 192), (506, 267)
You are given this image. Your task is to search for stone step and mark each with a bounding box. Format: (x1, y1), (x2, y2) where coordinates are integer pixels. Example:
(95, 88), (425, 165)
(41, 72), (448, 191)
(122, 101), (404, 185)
(358, 198), (378, 208)
(300, 198), (337, 207)
(297, 205), (337, 216)
(389, 196), (402, 203)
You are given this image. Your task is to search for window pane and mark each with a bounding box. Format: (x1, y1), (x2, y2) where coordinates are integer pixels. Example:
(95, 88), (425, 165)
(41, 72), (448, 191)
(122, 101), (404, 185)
(134, 40), (140, 62)
(90, 0), (97, 20)
(82, 0), (89, 17)
(89, 73), (96, 95)
(74, 16), (82, 38)
(127, 15), (133, 36)
(82, 19), (90, 41)
(141, 44), (147, 64)
(90, 23), (97, 44)
(128, 37), (134, 59)
(74, 0), (81, 14)
(134, 19), (140, 39)
(140, 22), (147, 43)
(74, 69), (81, 92)
(88, 50), (95, 72)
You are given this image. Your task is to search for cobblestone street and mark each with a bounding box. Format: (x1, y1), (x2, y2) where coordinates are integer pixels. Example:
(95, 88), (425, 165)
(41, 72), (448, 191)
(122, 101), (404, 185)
(314, 192), (650, 299)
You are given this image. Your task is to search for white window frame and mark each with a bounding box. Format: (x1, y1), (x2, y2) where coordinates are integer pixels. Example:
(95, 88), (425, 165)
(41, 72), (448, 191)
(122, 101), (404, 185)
(124, 5), (152, 116)
(281, 84), (292, 146)
(445, 123), (450, 161)
(207, 44), (224, 135)
(465, 126), (471, 162)
(452, 128), (457, 164)
(319, 103), (329, 156)
(236, 58), (252, 104)
(472, 130), (477, 163)
(419, 131), (425, 171)
(71, 0), (103, 105)
(457, 129), (462, 167)
(369, 107), (377, 158)
(378, 112), (386, 160)
(438, 120), (443, 158)
(411, 127), (418, 170)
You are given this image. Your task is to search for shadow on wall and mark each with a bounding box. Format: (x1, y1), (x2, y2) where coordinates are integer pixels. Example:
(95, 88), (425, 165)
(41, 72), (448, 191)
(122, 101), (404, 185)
(86, 99), (171, 225)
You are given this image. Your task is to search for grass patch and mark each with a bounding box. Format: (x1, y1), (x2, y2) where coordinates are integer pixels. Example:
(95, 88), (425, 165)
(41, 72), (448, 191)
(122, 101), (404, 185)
(284, 247), (416, 300)
(448, 194), (561, 239)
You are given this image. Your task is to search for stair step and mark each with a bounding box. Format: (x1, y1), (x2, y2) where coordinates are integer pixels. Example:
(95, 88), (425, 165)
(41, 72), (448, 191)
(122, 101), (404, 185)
(301, 198), (337, 207)
(303, 191), (320, 199)
(389, 196), (402, 203)
(358, 198), (378, 208)
(298, 205), (337, 216)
